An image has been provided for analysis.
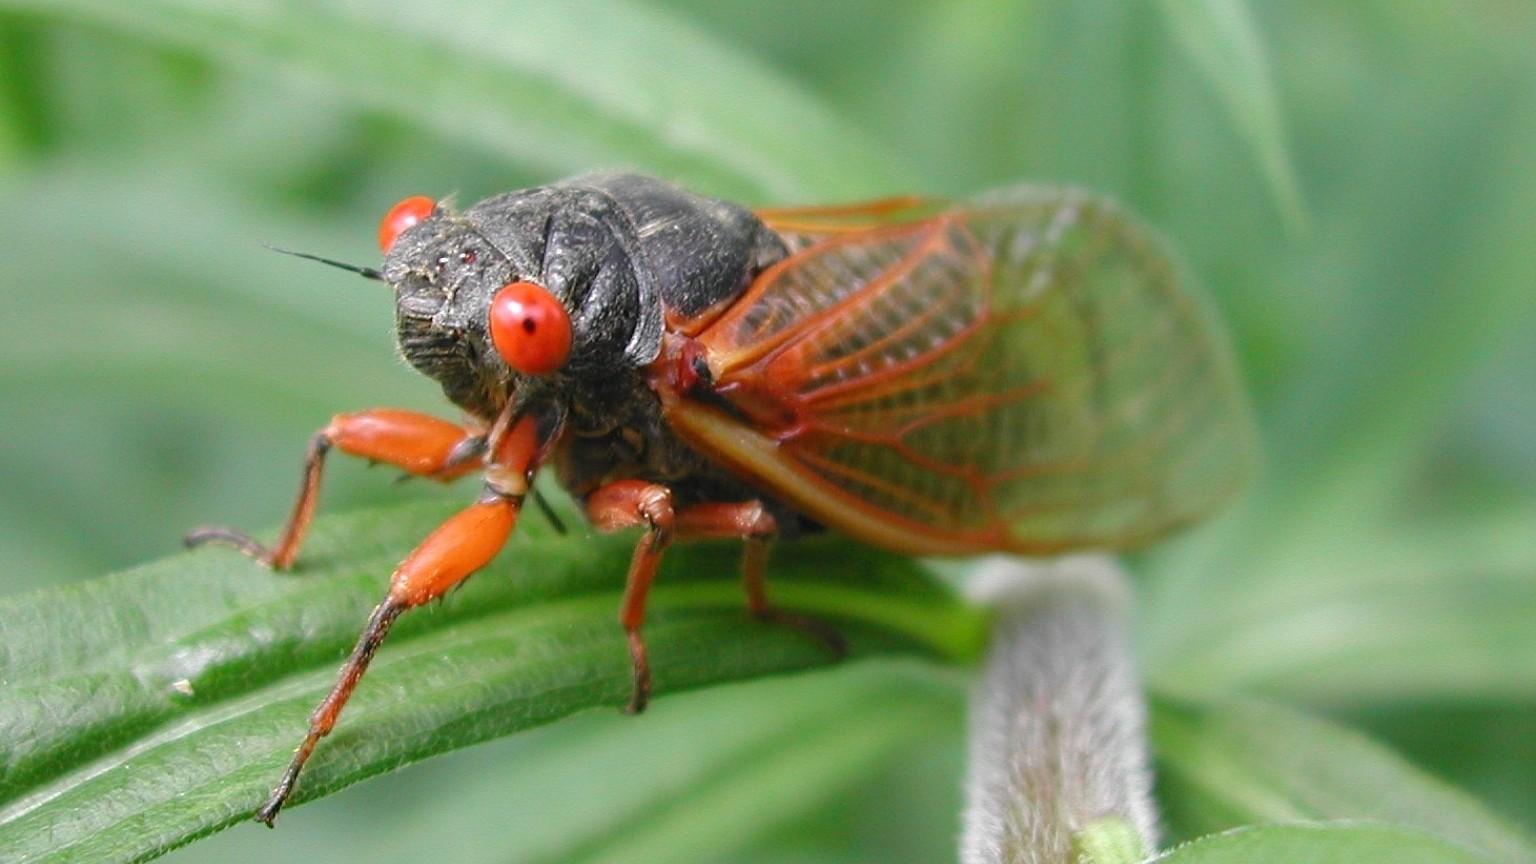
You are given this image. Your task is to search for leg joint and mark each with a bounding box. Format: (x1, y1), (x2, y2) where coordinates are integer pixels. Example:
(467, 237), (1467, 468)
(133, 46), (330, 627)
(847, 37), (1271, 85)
(309, 430), (333, 456)
(740, 502), (776, 540)
(586, 480), (675, 538)
(638, 487), (675, 542)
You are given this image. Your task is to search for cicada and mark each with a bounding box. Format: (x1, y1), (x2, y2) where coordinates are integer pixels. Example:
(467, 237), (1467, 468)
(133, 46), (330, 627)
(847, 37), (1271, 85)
(188, 173), (1253, 824)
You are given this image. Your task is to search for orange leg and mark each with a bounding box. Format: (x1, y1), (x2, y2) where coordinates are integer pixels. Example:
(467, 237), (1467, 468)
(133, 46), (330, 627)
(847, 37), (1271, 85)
(585, 490), (845, 714)
(186, 409), (486, 569)
(678, 502), (847, 658)
(587, 481), (676, 714)
(253, 415), (540, 826)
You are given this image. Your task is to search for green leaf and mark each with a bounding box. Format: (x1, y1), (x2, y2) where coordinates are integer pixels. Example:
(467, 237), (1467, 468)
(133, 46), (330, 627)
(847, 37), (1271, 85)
(544, 668), (957, 864)
(1150, 823), (1492, 864)
(1152, 0), (1305, 231)
(1343, 701), (1536, 841)
(0, 500), (984, 862)
(148, 662), (961, 864)
(0, 0), (909, 200)
(1168, 91), (1536, 584)
(1148, 506), (1536, 703)
(1152, 696), (1536, 860)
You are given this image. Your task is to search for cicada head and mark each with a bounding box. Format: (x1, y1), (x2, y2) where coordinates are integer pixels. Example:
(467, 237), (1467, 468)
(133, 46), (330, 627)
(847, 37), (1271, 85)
(379, 186), (661, 422)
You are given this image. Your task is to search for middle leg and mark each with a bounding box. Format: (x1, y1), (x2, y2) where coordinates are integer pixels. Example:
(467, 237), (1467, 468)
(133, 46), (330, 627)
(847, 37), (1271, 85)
(678, 501), (846, 657)
(587, 480), (676, 714)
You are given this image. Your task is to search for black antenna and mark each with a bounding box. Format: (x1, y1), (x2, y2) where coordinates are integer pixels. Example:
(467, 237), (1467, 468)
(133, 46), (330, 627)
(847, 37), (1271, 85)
(264, 244), (384, 281)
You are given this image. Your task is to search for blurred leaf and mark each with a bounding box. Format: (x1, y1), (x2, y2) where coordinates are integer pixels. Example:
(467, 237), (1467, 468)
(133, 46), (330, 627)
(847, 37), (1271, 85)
(542, 674), (955, 864)
(0, 500), (983, 862)
(0, 14), (51, 163)
(1149, 823), (1491, 864)
(0, 165), (444, 590)
(1152, 0), (1305, 230)
(852, 1), (1035, 193)
(1152, 696), (1536, 859)
(1347, 701), (1536, 839)
(740, 687), (967, 863)
(0, 0), (909, 200)
(1139, 60), (1536, 708)
(1149, 506), (1536, 703)
(1245, 80), (1536, 561)
(1462, 334), (1536, 495)
(1009, 0), (1153, 199)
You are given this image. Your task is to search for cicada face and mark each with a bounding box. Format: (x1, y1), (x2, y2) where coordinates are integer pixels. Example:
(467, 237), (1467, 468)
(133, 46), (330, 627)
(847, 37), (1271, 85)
(381, 203), (507, 418)
(379, 186), (660, 421)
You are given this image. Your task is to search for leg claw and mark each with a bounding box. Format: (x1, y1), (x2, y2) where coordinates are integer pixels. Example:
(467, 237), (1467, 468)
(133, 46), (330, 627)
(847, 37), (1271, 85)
(624, 629), (652, 714)
(184, 525), (277, 568)
(755, 608), (848, 660)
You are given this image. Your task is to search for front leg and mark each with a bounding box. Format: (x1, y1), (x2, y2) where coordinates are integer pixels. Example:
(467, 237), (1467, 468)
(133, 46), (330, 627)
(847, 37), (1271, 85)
(187, 409), (486, 569)
(253, 415), (540, 826)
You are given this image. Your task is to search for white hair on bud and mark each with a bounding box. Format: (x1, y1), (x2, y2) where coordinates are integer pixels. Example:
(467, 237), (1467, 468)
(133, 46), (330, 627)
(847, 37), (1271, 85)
(960, 555), (1159, 863)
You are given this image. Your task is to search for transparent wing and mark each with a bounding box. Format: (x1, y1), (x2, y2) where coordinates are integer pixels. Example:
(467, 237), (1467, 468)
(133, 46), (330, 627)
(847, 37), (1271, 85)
(667, 187), (1256, 555)
(755, 196), (948, 249)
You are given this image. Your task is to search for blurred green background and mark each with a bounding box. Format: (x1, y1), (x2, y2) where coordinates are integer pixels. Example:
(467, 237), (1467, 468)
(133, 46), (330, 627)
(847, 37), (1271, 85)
(0, 0), (1533, 861)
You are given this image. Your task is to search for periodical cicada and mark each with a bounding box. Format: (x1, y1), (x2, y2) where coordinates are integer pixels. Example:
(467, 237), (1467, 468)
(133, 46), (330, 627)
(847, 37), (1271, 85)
(187, 173), (1254, 824)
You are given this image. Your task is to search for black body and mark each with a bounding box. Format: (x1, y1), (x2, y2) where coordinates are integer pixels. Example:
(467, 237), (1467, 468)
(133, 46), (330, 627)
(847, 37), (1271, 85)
(382, 173), (797, 515)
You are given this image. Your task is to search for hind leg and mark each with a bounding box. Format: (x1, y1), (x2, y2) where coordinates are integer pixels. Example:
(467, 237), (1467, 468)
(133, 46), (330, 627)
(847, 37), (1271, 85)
(586, 489), (847, 713)
(677, 502), (847, 658)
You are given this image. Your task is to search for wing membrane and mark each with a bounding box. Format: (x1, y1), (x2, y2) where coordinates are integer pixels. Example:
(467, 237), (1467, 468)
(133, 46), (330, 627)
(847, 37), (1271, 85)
(755, 197), (950, 254)
(669, 187), (1255, 555)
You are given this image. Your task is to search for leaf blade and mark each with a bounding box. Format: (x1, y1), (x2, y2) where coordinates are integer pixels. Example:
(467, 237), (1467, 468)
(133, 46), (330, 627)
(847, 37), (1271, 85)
(1151, 823), (1493, 864)
(0, 500), (983, 862)
(1152, 695), (1536, 860)
(1153, 0), (1306, 231)
(0, 0), (910, 200)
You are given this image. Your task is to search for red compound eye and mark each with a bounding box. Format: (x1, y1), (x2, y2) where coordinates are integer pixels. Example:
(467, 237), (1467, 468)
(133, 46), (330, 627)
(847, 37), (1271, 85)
(489, 281), (572, 376)
(378, 195), (436, 252)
